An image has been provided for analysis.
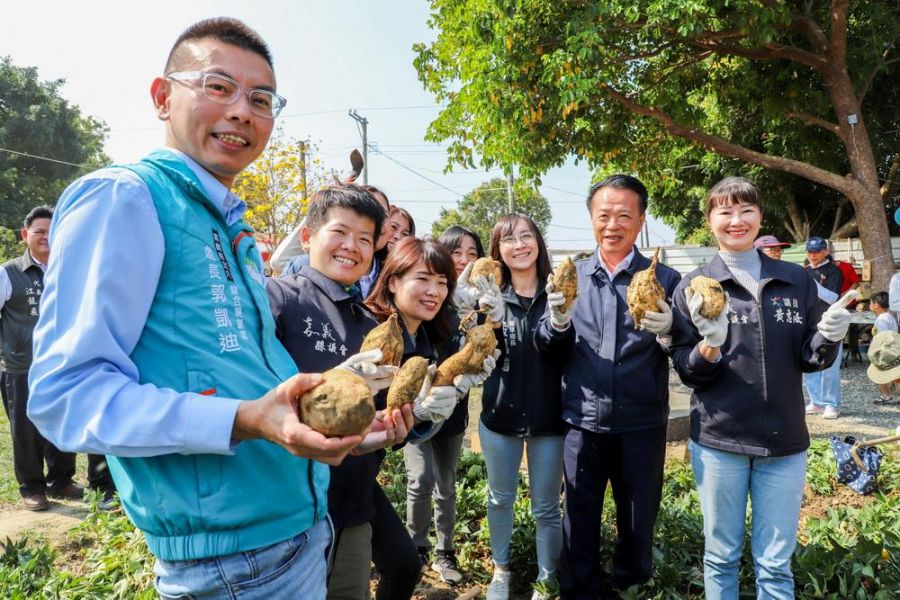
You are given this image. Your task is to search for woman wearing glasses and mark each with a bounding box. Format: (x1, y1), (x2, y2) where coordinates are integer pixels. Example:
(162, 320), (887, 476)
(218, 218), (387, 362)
(479, 214), (565, 600)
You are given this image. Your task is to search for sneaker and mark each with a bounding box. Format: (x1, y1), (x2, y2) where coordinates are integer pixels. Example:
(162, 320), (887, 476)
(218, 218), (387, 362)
(23, 493), (49, 511)
(486, 568), (511, 600)
(805, 403), (823, 415)
(431, 550), (463, 585)
(823, 406), (841, 420)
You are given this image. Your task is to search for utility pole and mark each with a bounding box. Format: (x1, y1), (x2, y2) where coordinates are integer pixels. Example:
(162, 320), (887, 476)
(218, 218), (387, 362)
(298, 140), (308, 206)
(348, 110), (368, 184)
(506, 171), (516, 213)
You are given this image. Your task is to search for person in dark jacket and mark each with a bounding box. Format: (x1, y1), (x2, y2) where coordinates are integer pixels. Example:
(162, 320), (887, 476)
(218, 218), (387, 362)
(536, 175), (682, 598)
(403, 225), (487, 585)
(803, 236), (846, 419)
(670, 177), (854, 599)
(267, 186), (427, 600)
(364, 236), (497, 600)
(478, 214), (565, 600)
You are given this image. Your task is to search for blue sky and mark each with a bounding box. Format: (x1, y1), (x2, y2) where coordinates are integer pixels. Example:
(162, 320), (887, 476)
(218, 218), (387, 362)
(2, 1), (676, 250)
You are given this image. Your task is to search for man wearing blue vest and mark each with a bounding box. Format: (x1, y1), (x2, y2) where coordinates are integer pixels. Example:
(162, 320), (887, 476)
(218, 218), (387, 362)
(27, 18), (363, 599)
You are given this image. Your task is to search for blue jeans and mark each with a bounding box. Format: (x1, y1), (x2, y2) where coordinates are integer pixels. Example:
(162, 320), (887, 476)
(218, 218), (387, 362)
(154, 518), (333, 599)
(478, 421), (563, 582)
(690, 442), (806, 600)
(803, 341), (842, 409)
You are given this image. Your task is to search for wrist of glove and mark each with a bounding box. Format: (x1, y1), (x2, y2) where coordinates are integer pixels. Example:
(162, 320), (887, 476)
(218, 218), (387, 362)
(412, 386), (458, 423)
(336, 349), (397, 394)
(685, 288), (729, 349)
(817, 290), (858, 343)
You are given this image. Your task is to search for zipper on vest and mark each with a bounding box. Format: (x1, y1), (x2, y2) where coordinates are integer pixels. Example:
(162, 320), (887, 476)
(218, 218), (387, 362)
(307, 461), (319, 519)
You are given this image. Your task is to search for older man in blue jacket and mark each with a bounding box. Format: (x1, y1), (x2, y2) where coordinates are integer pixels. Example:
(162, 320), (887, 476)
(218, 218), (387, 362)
(537, 175), (682, 599)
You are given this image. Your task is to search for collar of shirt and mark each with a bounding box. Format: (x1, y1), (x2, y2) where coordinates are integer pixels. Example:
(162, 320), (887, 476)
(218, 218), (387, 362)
(162, 148), (247, 226)
(597, 247), (635, 280)
(298, 264), (357, 303)
(24, 250), (47, 272)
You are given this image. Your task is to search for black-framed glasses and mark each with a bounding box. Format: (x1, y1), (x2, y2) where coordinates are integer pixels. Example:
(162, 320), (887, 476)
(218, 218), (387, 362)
(166, 71), (287, 119)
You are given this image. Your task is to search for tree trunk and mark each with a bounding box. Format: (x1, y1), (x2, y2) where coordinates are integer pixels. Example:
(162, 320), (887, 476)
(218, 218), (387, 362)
(784, 193), (810, 242)
(849, 186), (895, 290)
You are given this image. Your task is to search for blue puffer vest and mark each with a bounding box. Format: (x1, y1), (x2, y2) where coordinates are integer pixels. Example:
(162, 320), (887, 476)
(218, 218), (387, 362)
(108, 150), (328, 560)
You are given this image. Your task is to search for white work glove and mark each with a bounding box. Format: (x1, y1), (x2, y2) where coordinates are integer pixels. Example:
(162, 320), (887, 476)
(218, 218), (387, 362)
(546, 274), (576, 330)
(452, 262), (480, 311)
(337, 349), (398, 394)
(475, 275), (505, 323)
(454, 349), (502, 396)
(817, 290), (858, 343)
(412, 365), (457, 422)
(685, 287), (729, 348)
(639, 299), (673, 336)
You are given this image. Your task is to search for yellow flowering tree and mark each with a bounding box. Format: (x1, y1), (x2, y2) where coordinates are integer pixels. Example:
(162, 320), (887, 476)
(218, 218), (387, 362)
(234, 133), (326, 249)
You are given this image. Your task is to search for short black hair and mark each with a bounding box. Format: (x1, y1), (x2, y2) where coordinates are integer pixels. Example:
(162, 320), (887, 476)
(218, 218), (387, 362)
(305, 185), (385, 237)
(24, 205), (53, 229)
(872, 291), (889, 309)
(587, 174), (649, 214)
(165, 17), (273, 73)
(438, 225), (485, 258)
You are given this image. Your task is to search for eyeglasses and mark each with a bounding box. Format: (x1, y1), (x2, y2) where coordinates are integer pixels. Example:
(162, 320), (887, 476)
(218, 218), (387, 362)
(166, 71), (287, 119)
(499, 232), (536, 247)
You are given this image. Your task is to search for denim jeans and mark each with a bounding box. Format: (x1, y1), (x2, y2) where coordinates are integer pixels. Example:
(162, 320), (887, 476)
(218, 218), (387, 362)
(690, 442), (806, 600)
(403, 432), (465, 551)
(153, 517), (332, 599)
(803, 341), (842, 409)
(478, 421), (563, 582)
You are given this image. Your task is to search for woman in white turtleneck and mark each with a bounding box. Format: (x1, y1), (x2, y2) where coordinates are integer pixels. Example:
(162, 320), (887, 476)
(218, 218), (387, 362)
(669, 177), (853, 600)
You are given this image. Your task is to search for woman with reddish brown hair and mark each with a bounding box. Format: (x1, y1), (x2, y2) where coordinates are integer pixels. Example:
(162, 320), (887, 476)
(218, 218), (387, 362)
(349, 236), (497, 600)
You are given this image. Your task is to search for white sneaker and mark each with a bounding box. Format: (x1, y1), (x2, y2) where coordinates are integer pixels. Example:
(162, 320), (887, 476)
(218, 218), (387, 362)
(805, 403), (823, 415)
(486, 568), (511, 600)
(823, 406), (841, 419)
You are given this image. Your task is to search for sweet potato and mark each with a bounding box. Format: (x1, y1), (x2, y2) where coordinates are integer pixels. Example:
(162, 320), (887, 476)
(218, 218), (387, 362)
(470, 257), (503, 287)
(689, 276), (726, 319)
(626, 247), (665, 329)
(551, 257), (578, 312)
(360, 313), (404, 366)
(299, 369), (374, 437)
(433, 322), (498, 386)
(386, 356), (430, 411)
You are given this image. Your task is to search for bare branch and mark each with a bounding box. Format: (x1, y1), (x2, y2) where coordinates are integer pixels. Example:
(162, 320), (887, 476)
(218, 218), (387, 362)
(785, 110), (845, 140)
(602, 84), (860, 196)
(789, 14), (829, 54)
(831, 216), (858, 239)
(686, 38), (826, 70)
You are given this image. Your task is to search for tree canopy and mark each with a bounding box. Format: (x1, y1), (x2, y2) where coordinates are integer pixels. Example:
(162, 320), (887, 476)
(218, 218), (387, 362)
(415, 0), (900, 287)
(430, 177), (551, 245)
(0, 57), (109, 229)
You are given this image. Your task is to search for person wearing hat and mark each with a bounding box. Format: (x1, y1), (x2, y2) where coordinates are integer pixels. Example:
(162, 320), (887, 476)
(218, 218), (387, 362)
(753, 234), (792, 260)
(803, 236), (845, 419)
(868, 331), (900, 404)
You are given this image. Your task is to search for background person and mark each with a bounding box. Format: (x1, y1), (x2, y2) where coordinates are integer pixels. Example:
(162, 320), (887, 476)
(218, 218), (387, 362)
(803, 236), (845, 419)
(670, 177), (850, 599)
(479, 214), (565, 600)
(867, 330), (900, 405)
(27, 19), (360, 599)
(385, 206), (415, 253)
(404, 224), (486, 585)
(753, 234), (791, 260)
(536, 175), (682, 599)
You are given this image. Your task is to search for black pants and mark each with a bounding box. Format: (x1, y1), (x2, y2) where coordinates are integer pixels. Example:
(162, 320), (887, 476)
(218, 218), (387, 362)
(559, 424), (667, 600)
(371, 483), (423, 600)
(1, 370), (75, 497)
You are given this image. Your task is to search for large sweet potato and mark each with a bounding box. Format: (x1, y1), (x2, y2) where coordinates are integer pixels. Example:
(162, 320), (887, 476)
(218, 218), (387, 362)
(299, 369), (374, 437)
(626, 247), (665, 329)
(433, 322), (498, 386)
(360, 313), (404, 366)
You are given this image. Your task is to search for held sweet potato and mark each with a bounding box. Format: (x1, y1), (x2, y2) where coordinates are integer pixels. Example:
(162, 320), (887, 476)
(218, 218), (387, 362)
(299, 369), (374, 437)
(360, 313), (404, 366)
(470, 257), (503, 287)
(626, 247), (665, 329)
(433, 322), (498, 386)
(551, 257), (578, 312)
(386, 356), (430, 411)
(689, 276), (726, 319)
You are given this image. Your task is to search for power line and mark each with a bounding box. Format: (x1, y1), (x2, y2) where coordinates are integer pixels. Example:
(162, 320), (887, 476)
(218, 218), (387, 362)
(368, 144), (465, 198)
(0, 146), (90, 168)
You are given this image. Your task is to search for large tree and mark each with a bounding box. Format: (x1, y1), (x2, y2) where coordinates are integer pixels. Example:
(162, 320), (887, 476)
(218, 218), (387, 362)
(0, 57), (109, 228)
(233, 134), (327, 249)
(430, 177), (551, 244)
(415, 0), (900, 288)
